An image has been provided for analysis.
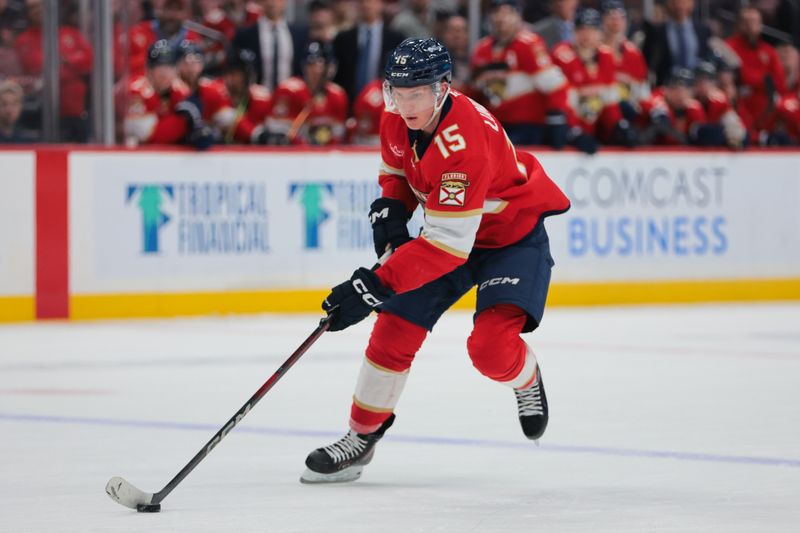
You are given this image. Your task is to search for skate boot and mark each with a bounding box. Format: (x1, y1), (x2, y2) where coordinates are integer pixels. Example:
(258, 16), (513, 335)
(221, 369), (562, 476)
(300, 414), (395, 484)
(514, 367), (549, 440)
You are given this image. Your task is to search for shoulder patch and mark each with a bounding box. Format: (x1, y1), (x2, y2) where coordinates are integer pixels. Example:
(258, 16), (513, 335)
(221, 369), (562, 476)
(439, 174), (469, 207)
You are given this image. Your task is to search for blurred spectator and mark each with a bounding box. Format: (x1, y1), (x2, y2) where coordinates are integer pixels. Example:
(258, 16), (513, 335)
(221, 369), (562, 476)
(0, 0), (21, 77)
(725, 6), (787, 144)
(225, 0), (261, 28)
(552, 8), (635, 148)
(199, 0), (237, 42)
(124, 40), (193, 146)
(531, 0), (579, 49)
(0, 80), (34, 142)
(601, 1), (650, 109)
(332, 0), (404, 103)
(348, 78), (382, 144)
(233, 0), (306, 91)
(775, 80), (800, 143)
(223, 49), (273, 143)
(112, 0), (144, 80)
(639, 67), (703, 145)
(308, 0), (336, 44)
(15, 0), (93, 142)
(266, 41), (348, 145)
(440, 12), (470, 91)
(776, 42), (799, 93)
(332, 0), (358, 33)
(0, 0), (26, 34)
(470, 0), (573, 148)
(642, 0), (712, 85)
(129, 0), (203, 78)
(390, 0), (434, 39)
(175, 40), (236, 140)
(692, 61), (746, 148)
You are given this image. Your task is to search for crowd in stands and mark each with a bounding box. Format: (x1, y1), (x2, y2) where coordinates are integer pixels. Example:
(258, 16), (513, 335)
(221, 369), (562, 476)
(1, 0), (800, 151)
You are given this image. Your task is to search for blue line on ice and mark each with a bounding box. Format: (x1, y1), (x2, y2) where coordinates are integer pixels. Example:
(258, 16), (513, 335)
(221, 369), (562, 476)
(2, 412), (799, 469)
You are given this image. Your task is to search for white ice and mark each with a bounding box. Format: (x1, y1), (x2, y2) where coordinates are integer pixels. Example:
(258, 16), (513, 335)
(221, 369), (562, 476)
(1, 304), (799, 532)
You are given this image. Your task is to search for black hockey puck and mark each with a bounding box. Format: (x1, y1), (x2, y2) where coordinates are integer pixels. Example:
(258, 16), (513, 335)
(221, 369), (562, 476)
(136, 503), (161, 513)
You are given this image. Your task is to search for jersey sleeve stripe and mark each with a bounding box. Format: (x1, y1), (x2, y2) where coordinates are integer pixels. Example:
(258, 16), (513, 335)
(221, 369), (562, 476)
(422, 211), (481, 256)
(420, 236), (470, 259)
(483, 199), (509, 214)
(530, 66), (568, 93)
(380, 161), (405, 177)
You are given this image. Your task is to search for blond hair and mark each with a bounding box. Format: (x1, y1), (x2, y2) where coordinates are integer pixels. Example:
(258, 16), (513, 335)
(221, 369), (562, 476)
(0, 80), (24, 103)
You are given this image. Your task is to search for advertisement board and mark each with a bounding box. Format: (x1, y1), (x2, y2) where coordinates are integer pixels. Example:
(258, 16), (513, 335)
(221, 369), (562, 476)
(68, 150), (800, 311)
(0, 152), (35, 295)
(538, 152), (800, 282)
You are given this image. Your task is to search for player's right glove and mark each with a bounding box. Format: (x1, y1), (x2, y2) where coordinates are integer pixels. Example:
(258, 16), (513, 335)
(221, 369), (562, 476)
(567, 127), (598, 155)
(368, 197), (412, 258)
(176, 95), (215, 150)
(322, 268), (395, 332)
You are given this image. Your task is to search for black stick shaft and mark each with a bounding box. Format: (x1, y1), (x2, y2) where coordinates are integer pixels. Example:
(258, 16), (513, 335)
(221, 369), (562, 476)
(151, 315), (332, 504)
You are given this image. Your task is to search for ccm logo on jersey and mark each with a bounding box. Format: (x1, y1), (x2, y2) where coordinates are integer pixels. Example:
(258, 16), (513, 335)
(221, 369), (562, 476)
(439, 172), (469, 206)
(479, 277), (520, 291)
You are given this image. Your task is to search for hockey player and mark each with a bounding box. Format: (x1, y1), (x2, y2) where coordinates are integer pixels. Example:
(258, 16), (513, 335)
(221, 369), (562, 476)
(469, 0), (574, 149)
(175, 40), (237, 142)
(124, 40), (194, 146)
(128, 0), (203, 77)
(600, 1), (649, 110)
(347, 78), (383, 145)
(725, 6), (787, 144)
(551, 8), (637, 147)
(300, 38), (570, 484)
(265, 40), (348, 145)
(692, 61), (746, 149)
(639, 68), (706, 146)
(223, 49), (273, 144)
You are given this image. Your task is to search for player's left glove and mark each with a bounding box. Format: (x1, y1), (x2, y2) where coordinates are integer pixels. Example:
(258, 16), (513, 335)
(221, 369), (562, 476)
(369, 197), (412, 258)
(322, 268), (395, 332)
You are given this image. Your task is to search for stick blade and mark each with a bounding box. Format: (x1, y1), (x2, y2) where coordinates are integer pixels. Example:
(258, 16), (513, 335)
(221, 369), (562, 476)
(105, 476), (155, 510)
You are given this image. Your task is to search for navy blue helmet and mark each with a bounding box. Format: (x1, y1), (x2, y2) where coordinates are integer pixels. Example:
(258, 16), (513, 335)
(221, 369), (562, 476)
(147, 39), (177, 68)
(303, 40), (335, 65)
(176, 39), (204, 61)
(575, 8), (602, 28)
(384, 38), (452, 88)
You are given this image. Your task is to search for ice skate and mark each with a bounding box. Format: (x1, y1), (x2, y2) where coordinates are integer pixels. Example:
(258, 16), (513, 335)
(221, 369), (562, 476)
(515, 367), (549, 440)
(300, 414), (395, 484)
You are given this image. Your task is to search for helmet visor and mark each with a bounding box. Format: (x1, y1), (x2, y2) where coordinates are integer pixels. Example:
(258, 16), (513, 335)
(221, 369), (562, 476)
(382, 81), (444, 116)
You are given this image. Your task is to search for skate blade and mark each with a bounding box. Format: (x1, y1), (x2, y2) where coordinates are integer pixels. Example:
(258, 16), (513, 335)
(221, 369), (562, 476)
(299, 465), (363, 484)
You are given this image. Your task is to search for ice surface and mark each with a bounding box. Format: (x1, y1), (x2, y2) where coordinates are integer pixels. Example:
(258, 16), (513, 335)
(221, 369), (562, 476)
(1, 304), (799, 532)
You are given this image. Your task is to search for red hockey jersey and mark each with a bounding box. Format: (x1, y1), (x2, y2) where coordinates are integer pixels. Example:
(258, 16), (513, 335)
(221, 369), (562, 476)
(469, 30), (569, 125)
(776, 94), (800, 142)
(609, 40), (649, 104)
(725, 34), (787, 137)
(124, 76), (191, 144)
(192, 78), (236, 131)
(229, 85), (273, 143)
(349, 79), (384, 145)
(640, 89), (706, 145)
(15, 26), (93, 117)
(374, 91), (570, 294)
(551, 42), (622, 137)
(267, 77), (348, 145)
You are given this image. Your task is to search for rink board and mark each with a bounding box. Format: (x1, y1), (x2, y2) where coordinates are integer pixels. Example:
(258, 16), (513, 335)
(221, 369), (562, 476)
(2, 147), (800, 320)
(0, 151), (35, 321)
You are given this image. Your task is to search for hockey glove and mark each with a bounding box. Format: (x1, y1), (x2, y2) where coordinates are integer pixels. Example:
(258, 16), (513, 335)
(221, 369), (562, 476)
(323, 268), (395, 332)
(369, 197), (412, 258)
(567, 127), (598, 155)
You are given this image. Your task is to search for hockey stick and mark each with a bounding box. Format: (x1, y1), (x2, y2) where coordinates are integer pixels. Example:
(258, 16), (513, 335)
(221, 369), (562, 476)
(105, 315), (333, 512)
(106, 252), (391, 512)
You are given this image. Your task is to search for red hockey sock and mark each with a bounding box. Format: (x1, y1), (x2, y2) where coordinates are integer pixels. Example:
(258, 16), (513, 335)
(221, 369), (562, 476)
(350, 312), (428, 433)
